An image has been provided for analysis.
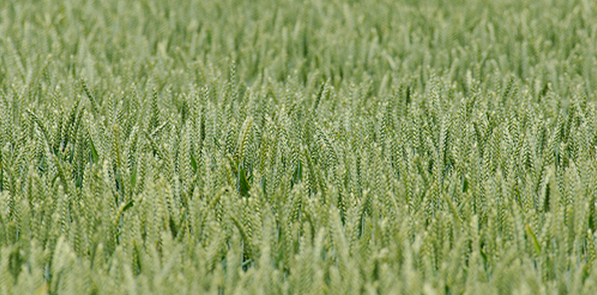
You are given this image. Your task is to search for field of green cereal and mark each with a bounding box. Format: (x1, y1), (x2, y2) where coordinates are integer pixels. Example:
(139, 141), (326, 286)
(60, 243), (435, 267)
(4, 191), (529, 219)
(2, 0), (597, 294)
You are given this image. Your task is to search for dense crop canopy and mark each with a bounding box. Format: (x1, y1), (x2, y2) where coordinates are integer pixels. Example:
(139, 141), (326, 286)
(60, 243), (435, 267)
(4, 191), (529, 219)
(1, 0), (597, 294)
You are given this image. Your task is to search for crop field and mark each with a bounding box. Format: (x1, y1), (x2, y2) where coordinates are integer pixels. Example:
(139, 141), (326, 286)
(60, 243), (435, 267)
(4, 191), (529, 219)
(2, 0), (597, 294)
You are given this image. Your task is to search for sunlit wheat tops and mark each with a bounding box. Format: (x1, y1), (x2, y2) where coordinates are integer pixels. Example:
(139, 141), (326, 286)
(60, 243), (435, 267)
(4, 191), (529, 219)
(2, 0), (597, 294)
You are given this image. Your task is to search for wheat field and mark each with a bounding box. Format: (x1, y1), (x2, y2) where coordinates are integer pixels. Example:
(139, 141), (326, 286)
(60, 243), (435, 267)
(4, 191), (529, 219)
(1, 0), (597, 294)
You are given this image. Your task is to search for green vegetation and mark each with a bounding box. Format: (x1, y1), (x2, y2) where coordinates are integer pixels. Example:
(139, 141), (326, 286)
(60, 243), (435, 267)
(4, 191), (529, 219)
(2, 0), (597, 293)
